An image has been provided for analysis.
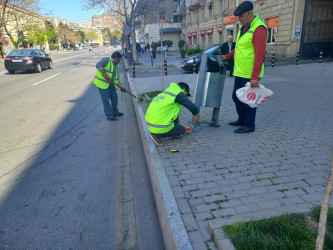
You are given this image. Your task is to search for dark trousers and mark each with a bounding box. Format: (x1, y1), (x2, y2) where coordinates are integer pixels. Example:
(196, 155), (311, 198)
(228, 59), (234, 76)
(159, 123), (185, 138)
(98, 84), (119, 118)
(152, 50), (156, 59)
(232, 77), (257, 130)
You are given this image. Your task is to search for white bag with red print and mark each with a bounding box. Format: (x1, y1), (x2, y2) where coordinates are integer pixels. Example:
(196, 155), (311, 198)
(236, 83), (274, 108)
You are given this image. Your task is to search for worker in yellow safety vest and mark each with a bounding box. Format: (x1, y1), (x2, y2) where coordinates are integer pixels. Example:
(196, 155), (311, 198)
(145, 82), (200, 146)
(221, 1), (267, 133)
(94, 51), (126, 121)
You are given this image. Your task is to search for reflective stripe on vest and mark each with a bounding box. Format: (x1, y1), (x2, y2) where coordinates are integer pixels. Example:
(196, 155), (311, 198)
(93, 58), (118, 89)
(145, 83), (183, 134)
(233, 14), (268, 79)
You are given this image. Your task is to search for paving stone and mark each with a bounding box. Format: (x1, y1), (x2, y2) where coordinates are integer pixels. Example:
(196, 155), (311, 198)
(279, 196), (305, 206)
(197, 182), (219, 189)
(246, 186), (269, 196)
(195, 203), (219, 213)
(235, 203), (261, 214)
(172, 186), (186, 199)
(187, 231), (207, 250)
(258, 199), (282, 209)
(195, 211), (214, 221)
(182, 213), (199, 231)
(240, 195), (265, 204)
(230, 182), (254, 191)
(177, 198), (192, 214)
(212, 207), (237, 218)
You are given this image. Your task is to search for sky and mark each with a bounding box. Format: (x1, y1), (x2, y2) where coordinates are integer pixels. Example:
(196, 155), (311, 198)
(41, 0), (104, 26)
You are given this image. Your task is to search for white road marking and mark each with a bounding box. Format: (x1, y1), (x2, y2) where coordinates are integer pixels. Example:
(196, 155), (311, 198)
(32, 73), (61, 86)
(79, 61), (87, 65)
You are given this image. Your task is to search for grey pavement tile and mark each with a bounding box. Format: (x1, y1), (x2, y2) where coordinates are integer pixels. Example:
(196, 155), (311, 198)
(301, 194), (323, 203)
(224, 190), (248, 199)
(197, 221), (213, 241)
(195, 211), (214, 221)
(262, 191), (285, 200)
(168, 175), (181, 187)
(182, 213), (199, 231)
(182, 184), (199, 192)
(188, 197), (205, 206)
(246, 186), (270, 195)
(240, 195), (265, 204)
(195, 203), (219, 213)
(230, 182), (254, 191)
(258, 199), (282, 210)
(190, 189), (213, 198)
(283, 188), (308, 197)
(279, 196), (305, 206)
(251, 178), (274, 187)
(210, 186), (233, 194)
(197, 182), (219, 189)
(177, 198), (193, 214)
(235, 203), (261, 214)
(187, 231), (207, 250)
(212, 207), (237, 218)
(173, 186), (186, 199)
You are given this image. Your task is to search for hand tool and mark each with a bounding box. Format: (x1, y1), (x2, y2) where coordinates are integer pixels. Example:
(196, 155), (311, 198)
(106, 78), (140, 99)
(170, 149), (187, 153)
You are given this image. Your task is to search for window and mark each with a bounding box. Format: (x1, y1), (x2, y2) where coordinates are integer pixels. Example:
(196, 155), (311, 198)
(159, 12), (165, 20)
(201, 8), (205, 19)
(267, 27), (278, 43)
(188, 12), (192, 24)
(209, 35), (213, 47)
(195, 13), (199, 22)
(173, 11), (178, 22)
(209, 4), (214, 16)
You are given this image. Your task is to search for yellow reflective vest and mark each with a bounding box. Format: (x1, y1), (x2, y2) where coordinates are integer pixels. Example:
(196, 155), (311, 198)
(93, 58), (118, 89)
(233, 14), (267, 79)
(145, 83), (183, 134)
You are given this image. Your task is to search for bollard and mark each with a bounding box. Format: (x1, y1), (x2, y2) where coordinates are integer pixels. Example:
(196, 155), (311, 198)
(319, 50), (323, 63)
(271, 53), (275, 67)
(132, 64), (135, 78)
(296, 52), (300, 65)
(193, 57), (197, 74)
(151, 55), (153, 66)
(164, 59), (167, 76)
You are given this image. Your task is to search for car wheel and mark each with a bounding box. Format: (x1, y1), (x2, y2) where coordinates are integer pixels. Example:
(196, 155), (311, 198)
(48, 61), (53, 69)
(35, 63), (42, 73)
(8, 70), (15, 74)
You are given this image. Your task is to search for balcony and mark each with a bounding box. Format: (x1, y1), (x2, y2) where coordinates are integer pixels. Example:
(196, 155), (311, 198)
(177, 4), (186, 16)
(187, 0), (205, 11)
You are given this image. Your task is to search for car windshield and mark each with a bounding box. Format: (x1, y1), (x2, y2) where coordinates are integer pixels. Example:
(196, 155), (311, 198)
(8, 50), (34, 56)
(203, 46), (220, 55)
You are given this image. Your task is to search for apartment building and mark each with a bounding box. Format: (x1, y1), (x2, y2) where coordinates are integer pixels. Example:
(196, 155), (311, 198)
(136, 0), (183, 51)
(182, 0), (332, 59)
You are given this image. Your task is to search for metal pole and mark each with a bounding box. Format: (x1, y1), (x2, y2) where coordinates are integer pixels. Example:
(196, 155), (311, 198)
(160, 21), (164, 91)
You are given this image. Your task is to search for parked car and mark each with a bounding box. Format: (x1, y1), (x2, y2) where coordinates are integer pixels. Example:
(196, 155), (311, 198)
(4, 49), (53, 74)
(181, 45), (224, 73)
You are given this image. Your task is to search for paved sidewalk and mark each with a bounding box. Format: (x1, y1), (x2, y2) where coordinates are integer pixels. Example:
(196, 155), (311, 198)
(126, 52), (333, 249)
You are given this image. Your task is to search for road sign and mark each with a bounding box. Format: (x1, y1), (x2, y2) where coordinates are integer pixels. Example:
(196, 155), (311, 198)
(123, 25), (130, 36)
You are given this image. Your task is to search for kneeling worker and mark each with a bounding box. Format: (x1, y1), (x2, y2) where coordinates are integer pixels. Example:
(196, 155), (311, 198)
(145, 82), (200, 146)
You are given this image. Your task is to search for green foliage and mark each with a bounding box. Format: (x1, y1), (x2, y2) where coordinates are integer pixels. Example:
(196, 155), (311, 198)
(186, 47), (203, 56)
(26, 25), (57, 46)
(180, 48), (187, 58)
(223, 208), (333, 250)
(178, 40), (186, 49)
(84, 30), (99, 43)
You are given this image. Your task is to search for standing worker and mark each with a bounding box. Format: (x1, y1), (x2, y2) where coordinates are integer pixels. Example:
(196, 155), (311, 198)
(221, 1), (267, 133)
(145, 82), (200, 146)
(94, 51), (126, 121)
(221, 35), (235, 77)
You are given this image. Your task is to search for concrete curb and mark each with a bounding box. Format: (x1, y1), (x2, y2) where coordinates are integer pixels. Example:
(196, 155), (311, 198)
(123, 58), (193, 250)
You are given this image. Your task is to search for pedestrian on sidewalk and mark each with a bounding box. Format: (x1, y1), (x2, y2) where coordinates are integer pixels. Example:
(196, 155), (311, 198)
(89, 45), (93, 53)
(145, 82), (200, 146)
(221, 35), (235, 77)
(94, 51), (126, 121)
(162, 42), (168, 60)
(151, 42), (157, 59)
(221, 1), (267, 133)
(136, 42), (141, 56)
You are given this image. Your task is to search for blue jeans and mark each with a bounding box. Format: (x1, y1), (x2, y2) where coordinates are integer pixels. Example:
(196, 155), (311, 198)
(232, 77), (257, 130)
(98, 84), (119, 118)
(163, 51), (167, 60)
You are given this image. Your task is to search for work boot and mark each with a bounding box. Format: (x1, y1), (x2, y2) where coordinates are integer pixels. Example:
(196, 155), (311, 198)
(150, 133), (163, 146)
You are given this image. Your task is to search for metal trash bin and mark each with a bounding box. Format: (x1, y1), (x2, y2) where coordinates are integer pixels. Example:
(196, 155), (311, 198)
(194, 54), (228, 127)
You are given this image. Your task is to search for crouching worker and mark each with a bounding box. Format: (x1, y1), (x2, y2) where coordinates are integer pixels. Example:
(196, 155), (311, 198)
(145, 82), (200, 146)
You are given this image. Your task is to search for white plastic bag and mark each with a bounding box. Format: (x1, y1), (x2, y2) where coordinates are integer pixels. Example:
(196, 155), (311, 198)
(236, 83), (274, 108)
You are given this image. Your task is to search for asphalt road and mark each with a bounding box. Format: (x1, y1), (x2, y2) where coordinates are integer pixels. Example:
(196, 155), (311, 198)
(0, 47), (164, 249)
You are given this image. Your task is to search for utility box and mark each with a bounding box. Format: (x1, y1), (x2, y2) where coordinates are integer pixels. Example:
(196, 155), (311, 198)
(194, 54), (228, 127)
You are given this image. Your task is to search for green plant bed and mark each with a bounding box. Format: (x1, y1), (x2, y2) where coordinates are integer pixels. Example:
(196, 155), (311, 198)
(223, 206), (333, 250)
(145, 90), (162, 99)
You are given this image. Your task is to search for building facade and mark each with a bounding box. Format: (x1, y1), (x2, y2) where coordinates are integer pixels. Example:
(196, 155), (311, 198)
(136, 0), (183, 51)
(180, 0), (332, 59)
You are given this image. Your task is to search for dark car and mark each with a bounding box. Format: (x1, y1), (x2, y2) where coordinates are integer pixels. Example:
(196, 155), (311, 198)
(181, 45), (224, 73)
(4, 49), (53, 74)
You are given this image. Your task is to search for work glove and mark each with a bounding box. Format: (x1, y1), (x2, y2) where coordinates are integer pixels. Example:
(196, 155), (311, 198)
(120, 86), (126, 93)
(103, 74), (111, 82)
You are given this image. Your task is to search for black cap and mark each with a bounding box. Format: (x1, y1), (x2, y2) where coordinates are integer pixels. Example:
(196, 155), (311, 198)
(178, 82), (191, 96)
(111, 51), (122, 59)
(234, 1), (253, 16)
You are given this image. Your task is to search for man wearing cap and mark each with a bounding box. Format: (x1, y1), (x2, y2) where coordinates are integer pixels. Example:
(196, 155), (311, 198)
(221, 1), (267, 133)
(145, 82), (200, 146)
(94, 51), (127, 121)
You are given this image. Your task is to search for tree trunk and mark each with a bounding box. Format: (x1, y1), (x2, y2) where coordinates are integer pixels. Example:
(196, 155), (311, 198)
(130, 17), (137, 64)
(316, 154), (333, 250)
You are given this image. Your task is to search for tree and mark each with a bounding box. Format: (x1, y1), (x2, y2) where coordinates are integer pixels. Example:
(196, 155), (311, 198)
(26, 24), (56, 46)
(84, 0), (155, 64)
(84, 30), (99, 44)
(0, 0), (43, 48)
